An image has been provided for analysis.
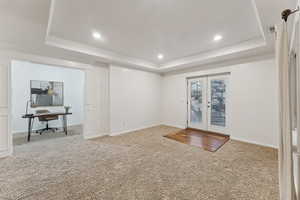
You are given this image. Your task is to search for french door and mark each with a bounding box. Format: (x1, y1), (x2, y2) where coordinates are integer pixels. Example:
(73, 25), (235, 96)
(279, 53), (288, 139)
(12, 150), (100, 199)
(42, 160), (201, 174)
(187, 75), (229, 134)
(187, 77), (208, 130)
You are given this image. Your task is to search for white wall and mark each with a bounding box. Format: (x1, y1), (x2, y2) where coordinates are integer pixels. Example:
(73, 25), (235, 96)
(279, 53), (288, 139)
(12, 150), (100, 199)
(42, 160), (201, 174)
(109, 65), (161, 135)
(11, 60), (85, 133)
(161, 59), (279, 148)
(84, 65), (110, 139)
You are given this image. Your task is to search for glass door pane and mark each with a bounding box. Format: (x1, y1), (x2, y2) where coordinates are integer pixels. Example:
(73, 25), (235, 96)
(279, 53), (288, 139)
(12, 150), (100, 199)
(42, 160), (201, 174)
(207, 75), (228, 133)
(191, 81), (202, 123)
(210, 79), (226, 126)
(188, 78), (207, 130)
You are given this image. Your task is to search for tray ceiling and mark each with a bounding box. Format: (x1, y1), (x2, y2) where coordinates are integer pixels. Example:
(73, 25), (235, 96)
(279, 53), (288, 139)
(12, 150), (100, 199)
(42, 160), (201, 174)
(49, 0), (262, 64)
(0, 0), (295, 72)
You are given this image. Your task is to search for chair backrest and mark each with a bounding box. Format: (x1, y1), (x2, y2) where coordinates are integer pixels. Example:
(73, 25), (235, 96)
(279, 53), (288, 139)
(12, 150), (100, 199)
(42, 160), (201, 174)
(36, 109), (50, 114)
(36, 109), (57, 122)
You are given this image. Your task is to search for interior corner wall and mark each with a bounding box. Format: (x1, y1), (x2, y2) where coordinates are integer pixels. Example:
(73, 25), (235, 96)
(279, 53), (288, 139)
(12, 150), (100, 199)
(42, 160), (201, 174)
(11, 60), (85, 133)
(161, 59), (279, 148)
(109, 65), (162, 135)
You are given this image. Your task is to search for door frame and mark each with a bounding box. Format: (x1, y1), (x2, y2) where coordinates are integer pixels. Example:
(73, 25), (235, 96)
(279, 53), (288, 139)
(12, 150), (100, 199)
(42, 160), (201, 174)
(8, 58), (88, 152)
(186, 72), (230, 134)
(0, 51), (103, 157)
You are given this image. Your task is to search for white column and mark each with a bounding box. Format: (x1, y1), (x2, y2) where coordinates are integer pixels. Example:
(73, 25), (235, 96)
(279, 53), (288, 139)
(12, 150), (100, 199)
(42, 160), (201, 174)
(295, 17), (300, 199)
(0, 58), (12, 158)
(83, 65), (110, 139)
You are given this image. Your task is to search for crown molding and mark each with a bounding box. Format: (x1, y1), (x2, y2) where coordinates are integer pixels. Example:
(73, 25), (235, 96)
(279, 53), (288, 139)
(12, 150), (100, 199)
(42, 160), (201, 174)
(44, 0), (269, 73)
(0, 49), (94, 70)
(159, 37), (266, 71)
(45, 35), (159, 71)
(162, 52), (274, 75)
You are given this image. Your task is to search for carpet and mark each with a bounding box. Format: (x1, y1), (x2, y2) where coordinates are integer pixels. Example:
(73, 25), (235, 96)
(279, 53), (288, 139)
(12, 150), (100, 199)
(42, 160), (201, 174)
(0, 126), (278, 200)
(13, 125), (82, 146)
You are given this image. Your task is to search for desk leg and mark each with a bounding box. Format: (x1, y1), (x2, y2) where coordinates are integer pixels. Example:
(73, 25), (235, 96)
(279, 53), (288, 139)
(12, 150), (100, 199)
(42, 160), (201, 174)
(63, 115), (68, 135)
(27, 118), (32, 142)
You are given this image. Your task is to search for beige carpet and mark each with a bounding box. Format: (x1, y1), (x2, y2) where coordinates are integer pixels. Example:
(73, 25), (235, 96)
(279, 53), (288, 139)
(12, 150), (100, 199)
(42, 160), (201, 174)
(0, 126), (278, 200)
(13, 125), (82, 146)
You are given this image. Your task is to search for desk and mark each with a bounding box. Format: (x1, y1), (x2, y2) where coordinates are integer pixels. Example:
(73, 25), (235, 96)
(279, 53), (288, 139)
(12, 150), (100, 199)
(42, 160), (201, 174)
(22, 112), (72, 142)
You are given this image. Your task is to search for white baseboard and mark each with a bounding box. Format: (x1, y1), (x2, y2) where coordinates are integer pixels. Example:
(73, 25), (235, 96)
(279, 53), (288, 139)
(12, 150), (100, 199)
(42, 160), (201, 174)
(161, 123), (186, 130)
(230, 136), (278, 149)
(0, 147), (12, 158)
(13, 124), (83, 134)
(84, 133), (108, 140)
(110, 124), (161, 136)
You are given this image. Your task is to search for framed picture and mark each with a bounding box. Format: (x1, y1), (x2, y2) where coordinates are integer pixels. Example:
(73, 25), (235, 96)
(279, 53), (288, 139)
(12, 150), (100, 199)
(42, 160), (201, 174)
(30, 80), (64, 107)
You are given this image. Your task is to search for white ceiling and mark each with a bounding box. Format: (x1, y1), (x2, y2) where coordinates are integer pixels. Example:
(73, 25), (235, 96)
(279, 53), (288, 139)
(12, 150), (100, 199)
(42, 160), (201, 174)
(0, 0), (298, 72)
(49, 0), (262, 64)
(0, 0), (99, 65)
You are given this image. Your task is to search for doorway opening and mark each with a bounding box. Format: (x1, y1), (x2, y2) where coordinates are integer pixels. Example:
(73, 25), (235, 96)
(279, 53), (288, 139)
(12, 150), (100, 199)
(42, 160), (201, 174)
(10, 60), (85, 147)
(187, 74), (229, 134)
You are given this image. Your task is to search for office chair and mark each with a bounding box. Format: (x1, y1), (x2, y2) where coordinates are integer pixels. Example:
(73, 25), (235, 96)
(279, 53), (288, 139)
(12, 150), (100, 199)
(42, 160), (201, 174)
(35, 110), (58, 135)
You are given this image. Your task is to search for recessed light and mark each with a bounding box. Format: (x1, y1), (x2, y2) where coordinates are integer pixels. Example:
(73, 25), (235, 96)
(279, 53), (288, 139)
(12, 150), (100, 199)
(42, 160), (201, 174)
(214, 34), (223, 41)
(92, 31), (102, 40)
(157, 54), (164, 60)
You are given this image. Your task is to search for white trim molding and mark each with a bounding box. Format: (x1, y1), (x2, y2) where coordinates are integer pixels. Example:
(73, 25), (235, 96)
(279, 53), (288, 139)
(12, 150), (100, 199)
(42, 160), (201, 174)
(0, 50), (94, 70)
(110, 124), (161, 136)
(84, 133), (109, 140)
(231, 136), (278, 149)
(0, 59), (11, 158)
(45, 36), (158, 71)
(159, 37), (266, 71)
(0, 148), (11, 158)
(161, 123), (187, 130)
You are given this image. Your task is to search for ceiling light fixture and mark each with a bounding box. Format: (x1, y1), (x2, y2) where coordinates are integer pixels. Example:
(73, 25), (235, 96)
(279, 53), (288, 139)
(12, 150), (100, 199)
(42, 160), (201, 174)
(92, 31), (102, 40)
(157, 54), (164, 60)
(214, 34), (223, 42)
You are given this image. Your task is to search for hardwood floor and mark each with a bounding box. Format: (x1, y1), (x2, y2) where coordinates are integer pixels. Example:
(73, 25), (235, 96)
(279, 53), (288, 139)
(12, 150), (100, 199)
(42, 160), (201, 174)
(164, 128), (230, 152)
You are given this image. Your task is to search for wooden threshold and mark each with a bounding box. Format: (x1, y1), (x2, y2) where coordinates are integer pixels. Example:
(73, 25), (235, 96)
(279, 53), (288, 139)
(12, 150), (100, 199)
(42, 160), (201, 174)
(186, 128), (229, 137)
(164, 128), (230, 152)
